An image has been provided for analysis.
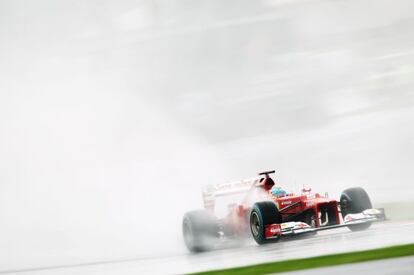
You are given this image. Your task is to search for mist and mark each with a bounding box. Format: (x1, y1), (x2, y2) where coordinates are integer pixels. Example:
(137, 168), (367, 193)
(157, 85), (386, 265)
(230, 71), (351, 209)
(1, 0), (414, 271)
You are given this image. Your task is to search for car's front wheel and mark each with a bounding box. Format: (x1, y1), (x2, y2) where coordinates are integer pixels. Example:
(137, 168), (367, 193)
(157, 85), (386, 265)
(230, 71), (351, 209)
(250, 201), (282, 244)
(340, 187), (373, 231)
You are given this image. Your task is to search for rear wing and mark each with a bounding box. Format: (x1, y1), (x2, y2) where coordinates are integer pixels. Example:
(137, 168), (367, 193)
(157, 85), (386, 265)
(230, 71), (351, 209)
(202, 178), (258, 210)
(202, 171), (276, 211)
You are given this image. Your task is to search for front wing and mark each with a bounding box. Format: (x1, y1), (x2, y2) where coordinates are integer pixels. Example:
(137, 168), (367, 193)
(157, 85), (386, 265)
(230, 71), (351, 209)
(265, 208), (386, 239)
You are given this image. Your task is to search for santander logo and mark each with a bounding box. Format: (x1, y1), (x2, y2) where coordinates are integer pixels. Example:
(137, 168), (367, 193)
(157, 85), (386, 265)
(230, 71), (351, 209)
(270, 226), (281, 234)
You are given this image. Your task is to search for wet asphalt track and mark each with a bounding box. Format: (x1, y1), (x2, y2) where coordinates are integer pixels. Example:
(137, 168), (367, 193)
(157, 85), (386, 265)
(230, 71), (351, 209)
(2, 220), (414, 275)
(281, 255), (414, 275)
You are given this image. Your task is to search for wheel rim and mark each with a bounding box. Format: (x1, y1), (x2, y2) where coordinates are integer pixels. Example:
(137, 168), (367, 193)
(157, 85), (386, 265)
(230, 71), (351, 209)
(250, 212), (260, 237)
(340, 195), (351, 217)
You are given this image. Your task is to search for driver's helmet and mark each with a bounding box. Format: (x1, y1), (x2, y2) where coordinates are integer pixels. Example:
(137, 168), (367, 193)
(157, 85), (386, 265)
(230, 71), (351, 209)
(271, 186), (287, 197)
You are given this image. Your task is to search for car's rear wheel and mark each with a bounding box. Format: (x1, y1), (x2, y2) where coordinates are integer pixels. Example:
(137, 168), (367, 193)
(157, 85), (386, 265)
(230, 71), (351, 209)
(340, 187), (373, 231)
(250, 201), (282, 244)
(182, 210), (219, 252)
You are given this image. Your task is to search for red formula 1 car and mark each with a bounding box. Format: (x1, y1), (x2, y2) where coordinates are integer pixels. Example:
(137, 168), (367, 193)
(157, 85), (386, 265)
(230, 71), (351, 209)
(182, 170), (385, 252)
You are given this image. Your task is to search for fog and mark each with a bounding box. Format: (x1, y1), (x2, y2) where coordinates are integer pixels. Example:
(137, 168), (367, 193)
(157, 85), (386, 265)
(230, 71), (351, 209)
(0, 0), (414, 271)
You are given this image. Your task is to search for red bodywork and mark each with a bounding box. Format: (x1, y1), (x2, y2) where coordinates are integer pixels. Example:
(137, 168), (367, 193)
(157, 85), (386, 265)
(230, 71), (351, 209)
(203, 173), (341, 237)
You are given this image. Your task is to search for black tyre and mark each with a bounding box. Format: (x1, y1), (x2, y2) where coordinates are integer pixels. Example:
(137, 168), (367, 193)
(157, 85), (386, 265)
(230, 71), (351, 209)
(182, 210), (219, 252)
(250, 201), (282, 245)
(340, 187), (372, 231)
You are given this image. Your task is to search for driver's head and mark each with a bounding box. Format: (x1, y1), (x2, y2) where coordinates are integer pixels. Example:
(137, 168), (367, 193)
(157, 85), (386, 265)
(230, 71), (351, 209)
(271, 186), (287, 197)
